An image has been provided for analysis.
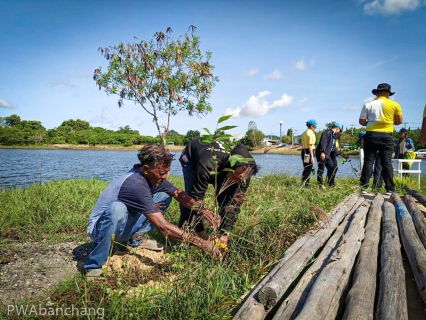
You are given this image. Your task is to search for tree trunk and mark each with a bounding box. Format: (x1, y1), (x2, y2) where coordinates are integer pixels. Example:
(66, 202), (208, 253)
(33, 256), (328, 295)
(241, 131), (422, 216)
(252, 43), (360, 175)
(273, 200), (369, 320)
(294, 201), (368, 320)
(376, 200), (408, 320)
(405, 187), (426, 208)
(257, 195), (361, 311)
(343, 194), (383, 320)
(402, 194), (426, 249)
(232, 231), (315, 320)
(391, 193), (426, 306)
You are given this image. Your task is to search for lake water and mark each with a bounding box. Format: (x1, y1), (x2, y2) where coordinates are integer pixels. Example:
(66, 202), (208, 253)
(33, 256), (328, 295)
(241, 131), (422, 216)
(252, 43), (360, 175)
(0, 148), (424, 189)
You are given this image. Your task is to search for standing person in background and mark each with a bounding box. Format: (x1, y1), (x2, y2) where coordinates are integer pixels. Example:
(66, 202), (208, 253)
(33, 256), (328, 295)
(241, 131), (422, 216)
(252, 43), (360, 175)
(330, 131), (349, 182)
(358, 131), (383, 190)
(359, 83), (403, 195)
(394, 128), (415, 175)
(300, 119), (317, 187)
(315, 122), (342, 189)
(421, 104), (426, 146)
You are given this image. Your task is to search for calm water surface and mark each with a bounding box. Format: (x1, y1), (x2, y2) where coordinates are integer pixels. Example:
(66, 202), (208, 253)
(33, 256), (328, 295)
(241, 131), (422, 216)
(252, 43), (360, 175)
(1, 148), (424, 189)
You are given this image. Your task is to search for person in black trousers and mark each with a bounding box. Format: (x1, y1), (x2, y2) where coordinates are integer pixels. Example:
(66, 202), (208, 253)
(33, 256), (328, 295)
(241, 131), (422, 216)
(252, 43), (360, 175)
(316, 122), (342, 189)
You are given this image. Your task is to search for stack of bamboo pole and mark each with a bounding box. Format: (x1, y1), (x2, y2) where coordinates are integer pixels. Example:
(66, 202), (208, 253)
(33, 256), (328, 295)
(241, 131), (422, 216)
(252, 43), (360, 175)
(233, 188), (426, 320)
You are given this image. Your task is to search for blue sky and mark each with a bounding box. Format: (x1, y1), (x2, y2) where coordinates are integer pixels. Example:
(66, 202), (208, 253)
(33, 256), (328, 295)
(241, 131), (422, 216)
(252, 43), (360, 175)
(0, 0), (425, 138)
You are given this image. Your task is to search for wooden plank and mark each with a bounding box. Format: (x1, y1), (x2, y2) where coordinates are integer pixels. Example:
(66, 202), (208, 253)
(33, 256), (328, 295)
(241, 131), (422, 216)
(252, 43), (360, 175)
(406, 187), (426, 208)
(273, 199), (369, 320)
(257, 195), (360, 311)
(294, 201), (368, 320)
(391, 193), (426, 307)
(343, 194), (384, 320)
(402, 194), (426, 249)
(376, 200), (408, 320)
(232, 195), (359, 320)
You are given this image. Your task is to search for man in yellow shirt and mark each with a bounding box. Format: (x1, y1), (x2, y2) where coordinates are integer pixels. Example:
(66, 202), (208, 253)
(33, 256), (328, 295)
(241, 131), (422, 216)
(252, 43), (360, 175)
(301, 119), (317, 187)
(359, 83), (403, 195)
(421, 104), (426, 146)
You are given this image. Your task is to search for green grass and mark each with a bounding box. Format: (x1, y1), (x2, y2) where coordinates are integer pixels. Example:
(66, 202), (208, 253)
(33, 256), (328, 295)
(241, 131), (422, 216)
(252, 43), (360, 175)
(1, 175), (425, 319)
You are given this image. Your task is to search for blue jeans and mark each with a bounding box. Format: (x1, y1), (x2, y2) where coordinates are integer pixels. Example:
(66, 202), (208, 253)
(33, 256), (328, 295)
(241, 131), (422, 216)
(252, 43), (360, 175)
(84, 192), (171, 271)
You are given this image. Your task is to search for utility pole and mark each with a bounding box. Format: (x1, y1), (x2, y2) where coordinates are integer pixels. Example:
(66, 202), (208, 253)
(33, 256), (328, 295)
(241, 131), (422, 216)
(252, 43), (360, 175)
(349, 124), (357, 135)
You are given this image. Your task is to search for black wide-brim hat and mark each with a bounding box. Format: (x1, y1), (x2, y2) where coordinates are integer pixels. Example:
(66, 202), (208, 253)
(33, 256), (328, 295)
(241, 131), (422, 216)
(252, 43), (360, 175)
(372, 83), (394, 96)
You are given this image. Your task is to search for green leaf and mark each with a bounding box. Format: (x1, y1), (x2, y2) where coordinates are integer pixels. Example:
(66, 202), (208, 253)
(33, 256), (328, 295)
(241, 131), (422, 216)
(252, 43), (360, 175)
(216, 125), (237, 131)
(221, 168), (234, 172)
(199, 136), (212, 144)
(202, 128), (212, 135)
(212, 134), (232, 141)
(217, 115), (233, 124)
(229, 155), (254, 166)
(209, 171), (217, 175)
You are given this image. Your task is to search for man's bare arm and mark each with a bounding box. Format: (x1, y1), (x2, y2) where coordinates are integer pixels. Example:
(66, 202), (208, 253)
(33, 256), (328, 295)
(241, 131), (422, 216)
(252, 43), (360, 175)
(394, 114), (403, 125)
(144, 211), (220, 256)
(359, 118), (367, 126)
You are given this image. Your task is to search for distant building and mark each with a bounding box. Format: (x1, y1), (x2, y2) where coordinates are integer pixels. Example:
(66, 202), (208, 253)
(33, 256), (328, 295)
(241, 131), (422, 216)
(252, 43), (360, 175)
(231, 133), (245, 141)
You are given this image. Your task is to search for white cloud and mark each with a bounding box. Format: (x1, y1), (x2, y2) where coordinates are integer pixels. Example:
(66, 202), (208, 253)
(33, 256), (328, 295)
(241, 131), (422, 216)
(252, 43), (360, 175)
(264, 70), (281, 79)
(298, 98), (308, 107)
(343, 105), (360, 111)
(363, 96), (376, 103)
(294, 58), (306, 70)
(362, 0), (425, 15)
(244, 69), (259, 77)
(366, 57), (398, 69)
(225, 91), (293, 118)
(0, 98), (14, 109)
(48, 79), (76, 88)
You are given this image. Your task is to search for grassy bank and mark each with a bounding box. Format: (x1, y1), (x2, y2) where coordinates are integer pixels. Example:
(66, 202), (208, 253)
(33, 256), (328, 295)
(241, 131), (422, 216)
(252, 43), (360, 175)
(1, 175), (425, 319)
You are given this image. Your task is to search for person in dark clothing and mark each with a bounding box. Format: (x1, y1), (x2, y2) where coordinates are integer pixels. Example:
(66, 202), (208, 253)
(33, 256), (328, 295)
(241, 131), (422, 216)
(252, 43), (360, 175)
(179, 138), (259, 245)
(316, 122), (342, 188)
(358, 131), (383, 190)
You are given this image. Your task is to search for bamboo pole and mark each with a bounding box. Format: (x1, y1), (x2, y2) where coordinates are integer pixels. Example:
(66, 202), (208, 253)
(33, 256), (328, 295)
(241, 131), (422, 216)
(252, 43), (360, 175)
(232, 195), (358, 320)
(257, 195), (360, 310)
(294, 201), (368, 320)
(402, 194), (426, 249)
(405, 187), (426, 208)
(391, 193), (426, 306)
(273, 198), (368, 320)
(376, 200), (408, 320)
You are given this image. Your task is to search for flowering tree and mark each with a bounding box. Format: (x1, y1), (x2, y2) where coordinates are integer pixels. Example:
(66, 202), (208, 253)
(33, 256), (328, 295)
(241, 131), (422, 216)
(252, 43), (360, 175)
(93, 26), (219, 146)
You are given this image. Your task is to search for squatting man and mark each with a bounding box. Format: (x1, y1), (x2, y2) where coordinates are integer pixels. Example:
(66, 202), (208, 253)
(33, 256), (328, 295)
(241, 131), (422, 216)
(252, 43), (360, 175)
(83, 144), (223, 279)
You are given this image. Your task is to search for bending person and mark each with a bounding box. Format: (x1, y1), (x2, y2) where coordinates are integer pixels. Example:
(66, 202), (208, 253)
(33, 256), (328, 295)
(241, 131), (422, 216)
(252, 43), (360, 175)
(179, 138), (259, 245)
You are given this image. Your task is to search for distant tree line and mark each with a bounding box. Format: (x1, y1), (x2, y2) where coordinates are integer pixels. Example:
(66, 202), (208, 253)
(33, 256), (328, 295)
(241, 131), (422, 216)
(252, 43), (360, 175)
(0, 115), (201, 147)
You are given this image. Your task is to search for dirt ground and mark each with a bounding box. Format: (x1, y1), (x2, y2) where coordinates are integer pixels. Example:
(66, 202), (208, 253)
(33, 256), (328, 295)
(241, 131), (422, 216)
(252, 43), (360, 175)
(0, 242), (91, 306)
(0, 241), (168, 308)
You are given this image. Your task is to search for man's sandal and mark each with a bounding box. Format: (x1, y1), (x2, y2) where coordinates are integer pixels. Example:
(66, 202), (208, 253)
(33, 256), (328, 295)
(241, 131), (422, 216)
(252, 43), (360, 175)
(128, 239), (164, 252)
